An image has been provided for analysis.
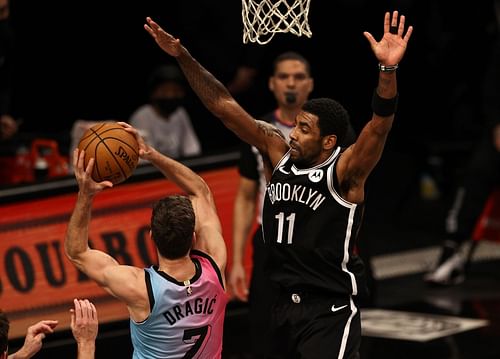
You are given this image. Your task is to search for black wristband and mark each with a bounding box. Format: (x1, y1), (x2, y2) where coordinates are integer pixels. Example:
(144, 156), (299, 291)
(371, 89), (398, 117)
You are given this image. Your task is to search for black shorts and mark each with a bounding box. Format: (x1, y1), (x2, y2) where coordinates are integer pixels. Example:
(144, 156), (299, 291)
(267, 289), (361, 359)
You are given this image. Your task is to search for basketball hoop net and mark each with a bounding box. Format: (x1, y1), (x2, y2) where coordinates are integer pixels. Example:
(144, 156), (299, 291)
(241, 0), (312, 45)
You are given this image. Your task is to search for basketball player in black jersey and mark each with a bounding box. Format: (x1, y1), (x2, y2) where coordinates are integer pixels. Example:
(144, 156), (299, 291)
(145, 10), (413, 359)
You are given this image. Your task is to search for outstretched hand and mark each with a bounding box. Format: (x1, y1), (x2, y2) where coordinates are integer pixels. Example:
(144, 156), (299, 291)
(14, 319), (58, 358)
(363, 10), (413, 66)
(70, 298), (98, 345)
(73, 149), (113, 196)
(144, 17), (182, 57)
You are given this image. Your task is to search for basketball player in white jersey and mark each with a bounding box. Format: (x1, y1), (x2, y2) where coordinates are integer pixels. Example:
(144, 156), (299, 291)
(65, 122), (228, 358)
(145, 10), (412, 358)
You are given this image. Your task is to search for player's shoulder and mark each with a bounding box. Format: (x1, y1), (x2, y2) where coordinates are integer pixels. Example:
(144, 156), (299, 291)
(191, 249), (225, 281)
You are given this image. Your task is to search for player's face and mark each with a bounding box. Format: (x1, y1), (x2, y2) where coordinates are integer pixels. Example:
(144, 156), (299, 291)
(289, 111), (323, 167)
(269, 60), (313, 112)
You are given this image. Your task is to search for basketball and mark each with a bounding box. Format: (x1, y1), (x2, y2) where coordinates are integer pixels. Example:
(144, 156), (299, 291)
(77, 122), (139, 185)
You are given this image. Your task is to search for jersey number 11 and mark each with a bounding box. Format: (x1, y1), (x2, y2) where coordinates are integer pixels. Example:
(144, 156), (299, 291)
(275, 212), (296, 244)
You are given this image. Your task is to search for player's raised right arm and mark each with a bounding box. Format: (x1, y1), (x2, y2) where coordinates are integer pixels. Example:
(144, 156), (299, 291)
(121, 122), (228, 273)
(144, 17), (288, 165)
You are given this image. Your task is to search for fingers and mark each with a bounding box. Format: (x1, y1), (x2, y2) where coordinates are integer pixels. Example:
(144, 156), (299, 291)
(27, 320), (58, 339)
(39, 320), (59, 331)
(90, 301), (98, 322)
(385, 10), (413, 41)
(33, 332), (46, 342)
(234, 287), (249, 302)
(116, 121), (131, 129)
(84, 299), (93, 321)
(385, 10), (399, 36)
(74, 148), (111, 189)
(144, 17), (158, 38)
(403, 24), (414, 42)
(85, 157), (95, 175)
(74, 297), (83, 319)
(363, 31), (376, 47)
(101, 180), (114, 189)
(391, 10), (399, 29)
(397, 14), (404, 36)
(74, 148), (87, 173)
(73, 298), (98, 322)
(383, 11), (390, 33)
(70, 308), (76, 329)
(146, 17), (159, 31)
(73, 148), (79, 169)
(230, 279), (249, 301)
(118, 121), (139, 137)
(71, 298), (99, 341)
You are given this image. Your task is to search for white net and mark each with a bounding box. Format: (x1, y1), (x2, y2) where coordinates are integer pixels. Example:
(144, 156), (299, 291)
(241, 0), (312, 45)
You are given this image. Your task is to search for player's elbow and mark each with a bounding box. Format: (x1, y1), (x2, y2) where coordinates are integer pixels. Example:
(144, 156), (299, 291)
(64, 247), (90, 277)
(195, 180), (212, 201)
(64, 239), (85, 264)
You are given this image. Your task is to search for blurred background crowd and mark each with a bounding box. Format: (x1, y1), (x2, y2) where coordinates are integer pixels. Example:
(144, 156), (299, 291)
(0, 0), (497, 168)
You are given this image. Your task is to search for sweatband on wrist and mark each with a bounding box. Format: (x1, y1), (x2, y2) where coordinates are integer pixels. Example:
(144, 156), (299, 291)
(371, 89), (399, 117)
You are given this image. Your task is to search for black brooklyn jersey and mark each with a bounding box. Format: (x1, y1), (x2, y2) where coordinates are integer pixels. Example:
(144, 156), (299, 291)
(262, 147), (365, 296)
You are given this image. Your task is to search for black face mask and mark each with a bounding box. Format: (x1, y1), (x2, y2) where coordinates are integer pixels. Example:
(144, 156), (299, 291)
(152, 98), (183, 118)
(285, 92), (297, 104)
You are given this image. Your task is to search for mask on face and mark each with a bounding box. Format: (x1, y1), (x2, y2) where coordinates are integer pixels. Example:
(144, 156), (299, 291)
(285, 92), (297, 104)
(152, 98), (183, 118)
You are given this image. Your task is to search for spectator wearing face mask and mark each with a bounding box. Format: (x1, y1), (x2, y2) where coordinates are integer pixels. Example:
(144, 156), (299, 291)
(129, 64), (202, 159)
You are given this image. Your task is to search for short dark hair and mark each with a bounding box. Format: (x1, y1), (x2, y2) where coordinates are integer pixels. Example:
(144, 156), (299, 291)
(273, 51), (311, 76)
(302, 98), (350, 145)
(151, 195), (195, 259)
(0, 310), (9, 353)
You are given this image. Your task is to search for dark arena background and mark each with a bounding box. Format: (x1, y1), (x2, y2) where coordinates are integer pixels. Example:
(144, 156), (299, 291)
(2, 0), (500, 358)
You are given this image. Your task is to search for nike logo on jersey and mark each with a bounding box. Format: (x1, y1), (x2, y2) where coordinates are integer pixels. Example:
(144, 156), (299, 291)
(331, 304), (348, 312)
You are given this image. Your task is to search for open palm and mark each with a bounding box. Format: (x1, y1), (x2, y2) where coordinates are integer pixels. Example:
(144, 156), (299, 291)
(144, 17), (182, 57)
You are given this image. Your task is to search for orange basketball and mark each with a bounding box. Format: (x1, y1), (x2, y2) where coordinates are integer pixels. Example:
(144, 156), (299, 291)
(77, 122), (139, 185)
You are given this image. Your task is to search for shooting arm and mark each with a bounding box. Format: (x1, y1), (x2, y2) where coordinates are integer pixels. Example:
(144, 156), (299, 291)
(147, 147), (227, 272)
(64, 192), (145, 307)
(64, 191), (120, 283)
